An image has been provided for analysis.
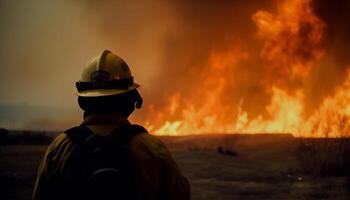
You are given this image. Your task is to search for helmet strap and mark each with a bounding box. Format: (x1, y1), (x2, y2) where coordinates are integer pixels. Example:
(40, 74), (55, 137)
(134, 90), (143, 109)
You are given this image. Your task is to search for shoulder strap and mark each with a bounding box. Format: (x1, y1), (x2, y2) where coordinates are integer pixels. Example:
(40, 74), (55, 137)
(64, 126), (94, 143)
(64, 124), (147, 143)
(63, 126), (98, 193)
(129, 124), (148, 134)
(110, 124), (148, 141)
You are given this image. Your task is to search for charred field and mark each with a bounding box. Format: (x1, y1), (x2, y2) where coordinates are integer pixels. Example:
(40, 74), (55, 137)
(1, 133), (350, 200)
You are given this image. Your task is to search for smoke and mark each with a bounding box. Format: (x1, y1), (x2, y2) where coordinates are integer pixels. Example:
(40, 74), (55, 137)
(76, 0), (272, 116)
(75, 0), (350, 133)
(304, 0), (350, 113)
(3, 0), (348, 132)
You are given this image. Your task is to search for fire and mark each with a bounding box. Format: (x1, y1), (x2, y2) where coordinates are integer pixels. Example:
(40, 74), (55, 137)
(252, 0), (325, 85)
(143, 0), (350, 137)
(148, 47), (249, 135)
(235, 87), (304, 134)
(304, 71), (350, 137)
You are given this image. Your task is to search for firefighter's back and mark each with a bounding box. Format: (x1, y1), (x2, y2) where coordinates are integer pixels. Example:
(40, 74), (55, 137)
(33, 122), (190, 200)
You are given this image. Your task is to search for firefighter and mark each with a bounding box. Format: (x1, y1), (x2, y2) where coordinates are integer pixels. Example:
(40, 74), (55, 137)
(33, 50), (191, 200)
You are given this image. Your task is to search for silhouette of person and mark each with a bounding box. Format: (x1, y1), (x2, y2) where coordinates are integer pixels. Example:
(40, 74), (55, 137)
(33, 50), (191, 200)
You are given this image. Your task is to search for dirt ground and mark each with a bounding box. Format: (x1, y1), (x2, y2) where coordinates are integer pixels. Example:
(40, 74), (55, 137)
(0, 134), (349, 200)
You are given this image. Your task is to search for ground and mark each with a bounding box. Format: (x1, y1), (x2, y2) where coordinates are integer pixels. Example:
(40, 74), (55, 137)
(0, 134), (349, 200)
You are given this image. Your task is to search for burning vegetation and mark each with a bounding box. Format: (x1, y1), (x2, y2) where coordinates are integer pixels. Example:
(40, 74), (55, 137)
(78, 0), (350, 137)
(139, 0), (350, 137)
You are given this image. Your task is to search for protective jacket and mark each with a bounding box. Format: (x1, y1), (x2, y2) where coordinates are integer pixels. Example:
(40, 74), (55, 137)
(33, 114), (191, 200)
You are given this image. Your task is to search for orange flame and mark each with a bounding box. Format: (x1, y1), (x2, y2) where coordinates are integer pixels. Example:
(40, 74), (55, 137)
(143, 0), (349, 137)
(252, 0), (325, 80)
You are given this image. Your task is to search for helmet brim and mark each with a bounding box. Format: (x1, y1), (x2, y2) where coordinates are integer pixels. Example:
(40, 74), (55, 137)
(76, 83), (140, 97)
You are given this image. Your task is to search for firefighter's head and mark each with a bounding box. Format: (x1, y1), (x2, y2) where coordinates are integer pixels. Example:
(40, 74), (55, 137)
(76, 50), (142, 118)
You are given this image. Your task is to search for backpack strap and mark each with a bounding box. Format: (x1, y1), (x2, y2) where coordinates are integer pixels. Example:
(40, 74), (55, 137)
(131, 124), (148, 134)
(63, 124), (147, 199)
(64, 124), (147, 143)
(64, 126), (94, 143)
(109, 124), (148, 141)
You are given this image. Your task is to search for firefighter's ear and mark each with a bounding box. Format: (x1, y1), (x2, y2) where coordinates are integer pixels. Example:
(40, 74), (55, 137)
(134, 90), (143, 109)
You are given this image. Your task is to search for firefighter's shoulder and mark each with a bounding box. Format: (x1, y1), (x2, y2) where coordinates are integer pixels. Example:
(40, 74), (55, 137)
(48, 133), (71, 151)
(128, 132), (170, 160)
(44, 133), (73, 163)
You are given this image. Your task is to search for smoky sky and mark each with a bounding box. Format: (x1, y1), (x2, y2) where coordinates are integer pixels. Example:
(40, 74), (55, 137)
(1, 0), (350, 130)
(305, 0), (350, 114)
(74, 0), (276, 121)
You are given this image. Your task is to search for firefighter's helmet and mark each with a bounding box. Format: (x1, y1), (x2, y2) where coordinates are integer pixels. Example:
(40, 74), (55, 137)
(76, 50), (139, 97)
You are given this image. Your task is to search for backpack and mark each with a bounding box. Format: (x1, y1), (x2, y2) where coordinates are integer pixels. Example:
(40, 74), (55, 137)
(64, 124), (147, 200)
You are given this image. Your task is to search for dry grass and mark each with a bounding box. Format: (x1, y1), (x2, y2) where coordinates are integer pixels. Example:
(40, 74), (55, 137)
(297, 115), (350, 176)
(217, 146), (238, 156)
(297, 138), (350, 176)
(1, 133), (349, 199)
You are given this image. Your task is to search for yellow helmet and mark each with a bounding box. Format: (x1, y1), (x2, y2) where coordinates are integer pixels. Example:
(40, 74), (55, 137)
(76, 50), (139, 97)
